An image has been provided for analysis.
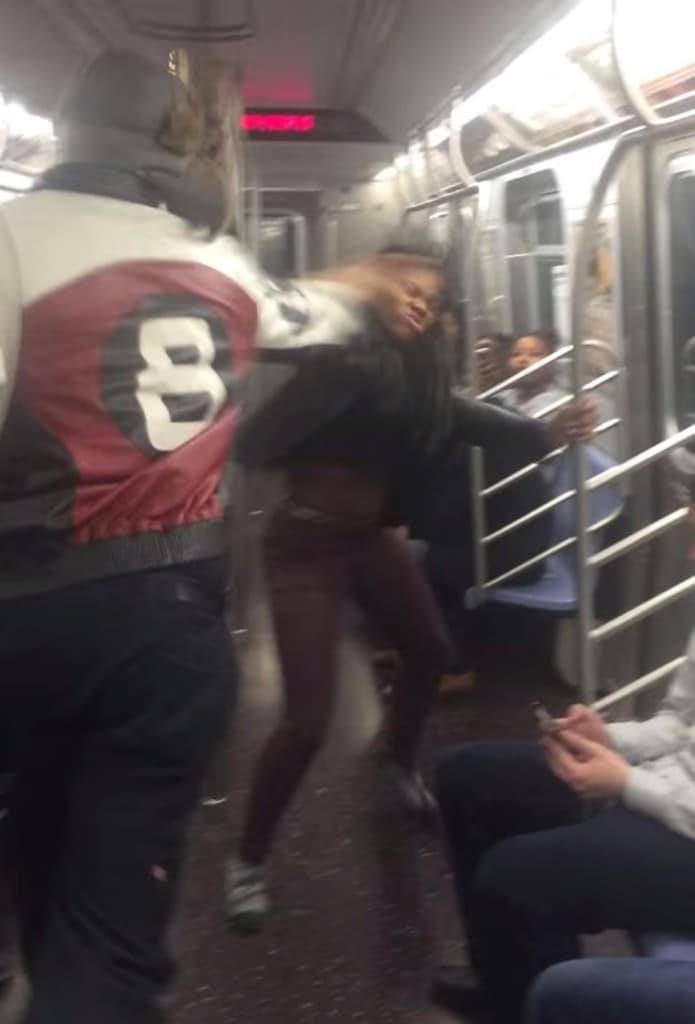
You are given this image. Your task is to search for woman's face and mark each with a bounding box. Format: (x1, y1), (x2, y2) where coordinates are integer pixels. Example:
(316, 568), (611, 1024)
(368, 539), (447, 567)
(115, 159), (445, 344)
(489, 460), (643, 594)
(382, 265), (444, 343)
(505, 333), (552, 393)
(509, 335), (550, 375)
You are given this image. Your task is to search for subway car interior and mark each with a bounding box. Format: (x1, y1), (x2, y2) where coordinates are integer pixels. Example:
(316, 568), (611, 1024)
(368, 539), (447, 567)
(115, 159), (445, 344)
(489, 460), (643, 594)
(3, 0), (695, 1022)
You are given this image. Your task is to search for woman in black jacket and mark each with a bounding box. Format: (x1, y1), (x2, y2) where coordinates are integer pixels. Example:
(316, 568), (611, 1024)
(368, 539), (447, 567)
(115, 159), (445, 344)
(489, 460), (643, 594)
(227, 250), (594, 932)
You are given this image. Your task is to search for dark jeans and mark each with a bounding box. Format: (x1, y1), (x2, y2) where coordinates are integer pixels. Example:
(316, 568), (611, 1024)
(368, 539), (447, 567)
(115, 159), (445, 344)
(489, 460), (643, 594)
(0, 563), (235, 1024)
(436, 741), (695, 1024)
(240, 502), (452, 864)
(527, 958), (695, 1024)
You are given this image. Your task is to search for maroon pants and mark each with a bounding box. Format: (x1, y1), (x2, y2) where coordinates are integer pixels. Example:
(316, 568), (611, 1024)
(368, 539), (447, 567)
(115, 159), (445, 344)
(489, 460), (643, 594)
(240, 502), (453, 864)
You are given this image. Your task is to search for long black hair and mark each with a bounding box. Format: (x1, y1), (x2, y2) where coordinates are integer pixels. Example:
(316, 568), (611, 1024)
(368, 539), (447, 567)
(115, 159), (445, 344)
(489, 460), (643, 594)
(377, 241), (456, 457)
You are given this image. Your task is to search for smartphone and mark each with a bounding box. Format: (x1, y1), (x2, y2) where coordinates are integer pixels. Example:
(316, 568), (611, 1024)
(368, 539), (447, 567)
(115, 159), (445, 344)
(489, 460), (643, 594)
(531, 702), (559, 733)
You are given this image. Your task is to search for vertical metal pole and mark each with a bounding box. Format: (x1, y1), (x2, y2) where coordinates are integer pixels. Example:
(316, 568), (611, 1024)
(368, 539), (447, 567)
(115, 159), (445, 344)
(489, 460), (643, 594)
(464, 200), (488, 594)
(248, 181), (261, 260)
(570, 302), (597, 704)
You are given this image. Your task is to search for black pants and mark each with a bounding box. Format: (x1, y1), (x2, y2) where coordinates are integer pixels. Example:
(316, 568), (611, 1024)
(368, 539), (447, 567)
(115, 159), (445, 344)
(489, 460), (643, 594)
(436, 741), (695, 1024)
(0, 563), (235, 1024)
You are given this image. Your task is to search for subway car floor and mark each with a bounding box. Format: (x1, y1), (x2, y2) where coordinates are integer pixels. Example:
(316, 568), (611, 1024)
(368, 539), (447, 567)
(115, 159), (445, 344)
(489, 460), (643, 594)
(170, 603), (574, 1024)
(0, 604), (578, 1024)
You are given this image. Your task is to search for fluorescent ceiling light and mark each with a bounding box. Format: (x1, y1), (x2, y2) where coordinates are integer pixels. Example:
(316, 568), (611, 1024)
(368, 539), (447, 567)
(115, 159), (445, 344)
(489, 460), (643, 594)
(427, 121), (450, 148)
(3, 99), (54, 140)
(0, 168), (33, 191)
(452, 0), (610, 130)
(395, 153), (410, 170)
(617, 0), (695, 87)
(373, 165), (397, 181)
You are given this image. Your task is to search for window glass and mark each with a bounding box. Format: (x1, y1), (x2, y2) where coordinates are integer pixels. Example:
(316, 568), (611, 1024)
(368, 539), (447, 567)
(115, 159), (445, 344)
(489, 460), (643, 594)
(505, 171), (566, 336)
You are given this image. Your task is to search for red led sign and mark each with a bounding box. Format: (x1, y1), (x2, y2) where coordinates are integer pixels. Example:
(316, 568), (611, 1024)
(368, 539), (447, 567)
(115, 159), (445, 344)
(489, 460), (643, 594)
(241, 113), (316, 133)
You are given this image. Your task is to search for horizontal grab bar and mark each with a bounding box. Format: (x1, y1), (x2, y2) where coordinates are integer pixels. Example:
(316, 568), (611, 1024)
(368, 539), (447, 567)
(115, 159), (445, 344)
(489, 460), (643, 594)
(529, 370), (622, 422)
(587, 424), (695, 491)
(478, 346), (573, 401)
(590, 508), (689, 569)
(590, 574), (695, 642)
(481, 510), (619, 590)
(593, 657), (688, 713)
(484, 538), (574, 588)
(483, 489), (576, 545)
(482, 418), (621, 499)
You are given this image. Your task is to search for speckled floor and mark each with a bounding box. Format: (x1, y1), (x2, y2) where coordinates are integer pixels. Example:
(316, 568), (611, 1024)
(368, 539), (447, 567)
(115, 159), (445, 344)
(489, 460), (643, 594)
(0, 596), (574, 1024)
(170, 601), (572, 1024)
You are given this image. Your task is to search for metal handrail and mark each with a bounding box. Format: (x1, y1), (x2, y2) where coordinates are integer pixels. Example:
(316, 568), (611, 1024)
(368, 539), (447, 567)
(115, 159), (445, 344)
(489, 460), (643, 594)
(593, 657), (688, 714)
(590, 575), (695, 643)
(483, 510), (619, 591)
(529, 370), (621, 421)
(482, 421), (622, 546)
(483, 489), (576, 546)
(590, 508), (689, 569)
(478, 346), (573, 401)
(587, 424), (695, 492)
(568, 109), (695, 704)
(483, 417), (691, 544)
(482, 418), (621, 499)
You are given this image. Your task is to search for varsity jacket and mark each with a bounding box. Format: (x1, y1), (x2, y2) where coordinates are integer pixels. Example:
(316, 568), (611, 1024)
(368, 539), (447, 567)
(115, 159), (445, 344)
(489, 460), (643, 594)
(0, 186), (362, 598)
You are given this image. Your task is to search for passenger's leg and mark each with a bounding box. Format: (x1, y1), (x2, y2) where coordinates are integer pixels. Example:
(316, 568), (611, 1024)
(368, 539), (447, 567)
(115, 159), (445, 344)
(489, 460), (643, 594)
(353, 530), (453, 774)
(528, 958), (695, 1024)
(469, 806), (695, 1023)
(435, 741), (581, 930)
(16, 584), (234, 1024)
(238, 513), (347, 868)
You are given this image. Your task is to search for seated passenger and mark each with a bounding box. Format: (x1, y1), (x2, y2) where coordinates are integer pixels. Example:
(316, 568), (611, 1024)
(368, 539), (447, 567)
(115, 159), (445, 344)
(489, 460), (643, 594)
(406, 326), (586, 697)
(527, 957), (695, 1024)
(406, 420), (554, 697)
(433, 505), (695, 1022)
(507, 329), (568, 418)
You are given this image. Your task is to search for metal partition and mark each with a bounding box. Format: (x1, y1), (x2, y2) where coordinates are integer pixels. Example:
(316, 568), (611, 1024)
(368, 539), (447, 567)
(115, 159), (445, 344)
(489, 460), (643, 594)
(463, 108), (695, 714)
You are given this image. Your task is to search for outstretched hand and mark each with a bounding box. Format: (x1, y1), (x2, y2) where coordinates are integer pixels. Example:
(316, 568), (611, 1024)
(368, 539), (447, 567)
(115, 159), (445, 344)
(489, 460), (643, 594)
(543, 729), (630, 799)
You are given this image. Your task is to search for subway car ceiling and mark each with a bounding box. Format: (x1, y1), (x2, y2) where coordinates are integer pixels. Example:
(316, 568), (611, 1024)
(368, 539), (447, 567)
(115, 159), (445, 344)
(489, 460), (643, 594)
(2, 1), (695, 215)
(0, 0), (574, 193)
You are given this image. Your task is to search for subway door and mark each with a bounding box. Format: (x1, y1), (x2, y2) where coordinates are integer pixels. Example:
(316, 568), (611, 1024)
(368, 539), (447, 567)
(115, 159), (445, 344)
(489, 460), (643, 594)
(593, 145), (662, 698)
(257, 214), (307, 278)
(637, 137), (695, 705)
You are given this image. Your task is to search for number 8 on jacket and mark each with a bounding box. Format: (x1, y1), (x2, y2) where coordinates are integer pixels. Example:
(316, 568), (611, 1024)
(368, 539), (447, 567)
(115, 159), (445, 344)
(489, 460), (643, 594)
(104, 293), (235, 459)
(136, 315), (228, 452)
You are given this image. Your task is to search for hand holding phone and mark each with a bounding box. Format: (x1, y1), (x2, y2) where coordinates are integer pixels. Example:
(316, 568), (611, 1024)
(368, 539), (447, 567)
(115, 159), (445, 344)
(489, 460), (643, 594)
(531, 702), (560, 733)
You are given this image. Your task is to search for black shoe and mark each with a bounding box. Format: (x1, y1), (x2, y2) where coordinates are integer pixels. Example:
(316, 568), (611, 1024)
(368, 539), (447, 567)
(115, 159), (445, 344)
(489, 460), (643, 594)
(430, 964), (488, 1018)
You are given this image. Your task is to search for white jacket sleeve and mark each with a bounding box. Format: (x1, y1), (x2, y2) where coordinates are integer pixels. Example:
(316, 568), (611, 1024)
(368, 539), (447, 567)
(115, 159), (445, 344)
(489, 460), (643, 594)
(255, 277), (366, 352)
(607, 633), (695, 763)
(0, 212), (21, 432)
(622, 765), (695, 841)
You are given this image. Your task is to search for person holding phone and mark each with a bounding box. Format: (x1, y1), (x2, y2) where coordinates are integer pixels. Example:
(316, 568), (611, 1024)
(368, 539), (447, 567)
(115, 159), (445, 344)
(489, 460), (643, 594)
(432, 550), (695, 1024)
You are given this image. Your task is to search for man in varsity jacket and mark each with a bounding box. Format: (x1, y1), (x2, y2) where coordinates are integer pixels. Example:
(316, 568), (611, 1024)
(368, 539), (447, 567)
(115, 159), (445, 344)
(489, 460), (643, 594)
(0, 50), (442, 1024)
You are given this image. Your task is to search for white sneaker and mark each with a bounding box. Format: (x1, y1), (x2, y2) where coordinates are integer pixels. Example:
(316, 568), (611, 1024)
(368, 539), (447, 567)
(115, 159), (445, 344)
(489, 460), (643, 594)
(224, 856), (271, 933)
